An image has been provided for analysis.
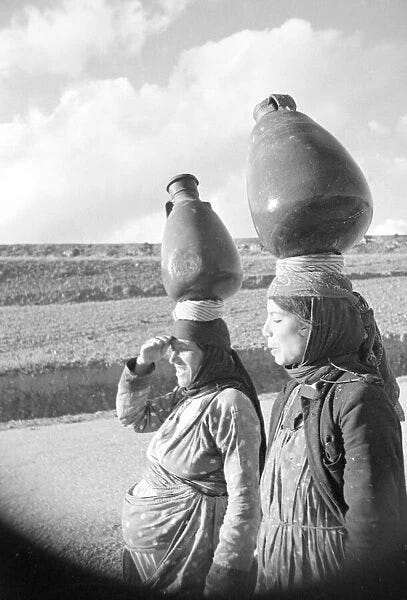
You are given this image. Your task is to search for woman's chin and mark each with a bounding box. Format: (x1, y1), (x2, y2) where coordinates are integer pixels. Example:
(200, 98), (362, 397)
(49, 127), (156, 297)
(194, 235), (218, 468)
(270, 350), (283, 366)
(176, 373), (191, 387)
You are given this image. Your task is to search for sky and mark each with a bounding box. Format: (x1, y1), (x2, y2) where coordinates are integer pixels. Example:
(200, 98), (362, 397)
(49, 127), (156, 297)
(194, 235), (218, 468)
(0, 0), (406, 243)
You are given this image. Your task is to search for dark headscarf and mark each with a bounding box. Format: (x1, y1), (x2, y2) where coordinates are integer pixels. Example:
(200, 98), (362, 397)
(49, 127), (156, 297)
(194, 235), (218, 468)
(173, 318), (267, 473)
(268, 253), (402, 419)
(174, 318), (231, 352)
(274, 295), (403, 420)
(288, 296), (371, 381)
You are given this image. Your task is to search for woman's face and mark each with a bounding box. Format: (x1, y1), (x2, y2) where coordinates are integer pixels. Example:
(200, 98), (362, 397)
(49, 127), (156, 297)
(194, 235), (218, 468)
(169, 338), (204, 387)
(262, 299), (310, 366)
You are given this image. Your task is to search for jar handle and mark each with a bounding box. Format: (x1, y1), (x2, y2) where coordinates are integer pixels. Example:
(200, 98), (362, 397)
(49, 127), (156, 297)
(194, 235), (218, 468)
(253, 94), (297, 122)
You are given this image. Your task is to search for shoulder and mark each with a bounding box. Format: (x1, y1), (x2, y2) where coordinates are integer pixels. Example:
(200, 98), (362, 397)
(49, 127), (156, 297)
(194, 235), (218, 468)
(208, 387), (258, 419)
(214, 386), (253, 409)
(331, 370), (396, 424)
(333, 369), (385, 399)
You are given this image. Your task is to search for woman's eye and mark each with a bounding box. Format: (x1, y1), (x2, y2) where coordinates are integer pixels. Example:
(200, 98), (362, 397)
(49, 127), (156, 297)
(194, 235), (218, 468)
(272, 319), (282, 324)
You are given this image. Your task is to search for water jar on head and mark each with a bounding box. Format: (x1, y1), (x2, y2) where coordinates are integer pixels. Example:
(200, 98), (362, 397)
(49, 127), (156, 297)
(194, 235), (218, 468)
(246, 94), (373, 257)
(161, 173), (243, 301)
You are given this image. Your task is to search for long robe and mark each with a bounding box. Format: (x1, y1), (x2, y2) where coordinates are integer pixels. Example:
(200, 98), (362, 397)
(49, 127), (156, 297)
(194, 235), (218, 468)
(116, 362), (261, 597)
(256, 386), (346, 593)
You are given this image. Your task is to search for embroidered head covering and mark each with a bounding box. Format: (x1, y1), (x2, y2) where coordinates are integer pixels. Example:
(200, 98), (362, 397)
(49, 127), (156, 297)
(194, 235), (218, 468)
(268, 253), (357, 303)
(268, 254), (403, 420)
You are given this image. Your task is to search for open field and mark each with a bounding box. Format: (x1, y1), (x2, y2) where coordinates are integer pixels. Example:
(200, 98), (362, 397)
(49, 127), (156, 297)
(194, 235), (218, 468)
(0, 253), (406, 306)
(1, 243), (407, 306)
(2, 278), (407, 375)
(1, 235), (407, 258)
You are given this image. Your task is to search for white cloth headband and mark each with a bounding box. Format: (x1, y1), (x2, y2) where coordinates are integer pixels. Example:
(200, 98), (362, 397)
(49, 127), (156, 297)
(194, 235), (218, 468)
(173, 299), (225, 322)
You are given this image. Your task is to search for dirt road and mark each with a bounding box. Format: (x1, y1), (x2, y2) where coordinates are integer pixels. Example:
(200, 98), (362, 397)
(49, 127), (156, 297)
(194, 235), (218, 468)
(0, 381), (406, 599)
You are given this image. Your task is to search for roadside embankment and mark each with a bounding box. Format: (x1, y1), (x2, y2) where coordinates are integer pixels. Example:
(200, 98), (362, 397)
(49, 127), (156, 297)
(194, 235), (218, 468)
(0, 347), (286, 422)
(1, 334), (406, 422)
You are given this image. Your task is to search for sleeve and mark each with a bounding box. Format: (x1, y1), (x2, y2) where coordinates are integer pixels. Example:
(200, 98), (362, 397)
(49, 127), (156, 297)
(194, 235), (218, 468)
(339, 381), (405, 567)
(115, 358), (179, 432)
(204, 389), (261, 597)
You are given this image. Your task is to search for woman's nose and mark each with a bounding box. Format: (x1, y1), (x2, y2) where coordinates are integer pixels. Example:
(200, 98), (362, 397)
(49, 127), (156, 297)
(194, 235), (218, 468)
(262, 320), (271, 338)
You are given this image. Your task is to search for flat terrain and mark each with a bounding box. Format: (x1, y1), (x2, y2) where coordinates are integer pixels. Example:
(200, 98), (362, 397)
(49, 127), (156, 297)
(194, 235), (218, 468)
(1, 238), (406, 306)
(2, 253), (406, 306)
(1, 278), (406, 375)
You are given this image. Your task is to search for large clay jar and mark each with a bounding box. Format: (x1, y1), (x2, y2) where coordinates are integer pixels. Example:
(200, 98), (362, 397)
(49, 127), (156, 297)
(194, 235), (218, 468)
(161, 174), (243, 301)
(247, 94), (373, 257)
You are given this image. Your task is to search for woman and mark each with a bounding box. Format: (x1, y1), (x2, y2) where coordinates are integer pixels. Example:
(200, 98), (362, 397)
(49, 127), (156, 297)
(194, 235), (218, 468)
(116, 314), (266, 599)
(256, 254), (407, 596)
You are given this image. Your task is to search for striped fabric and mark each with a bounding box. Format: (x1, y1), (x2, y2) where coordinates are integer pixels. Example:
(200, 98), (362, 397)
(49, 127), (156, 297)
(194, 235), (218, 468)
(173, 299), (225, 322)
(275, 254), (345, 277)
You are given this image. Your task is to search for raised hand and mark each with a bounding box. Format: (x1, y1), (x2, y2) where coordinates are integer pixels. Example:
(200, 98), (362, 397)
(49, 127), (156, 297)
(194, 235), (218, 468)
(137, 335), (173, 368)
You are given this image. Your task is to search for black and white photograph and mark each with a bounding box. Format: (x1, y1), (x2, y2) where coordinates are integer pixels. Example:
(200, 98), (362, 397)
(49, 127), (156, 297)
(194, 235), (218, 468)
(0, 1), (406, 599)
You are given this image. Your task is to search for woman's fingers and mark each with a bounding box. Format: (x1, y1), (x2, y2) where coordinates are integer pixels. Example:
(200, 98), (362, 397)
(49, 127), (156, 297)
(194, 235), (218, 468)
(154, 335), (174, 345)
(138, 335), (173, 364)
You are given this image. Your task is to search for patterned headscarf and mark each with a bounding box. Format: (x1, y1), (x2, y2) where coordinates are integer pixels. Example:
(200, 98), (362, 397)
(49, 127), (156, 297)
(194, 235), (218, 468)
(268, 254), (404, 420)
(268, 254), (356, 302)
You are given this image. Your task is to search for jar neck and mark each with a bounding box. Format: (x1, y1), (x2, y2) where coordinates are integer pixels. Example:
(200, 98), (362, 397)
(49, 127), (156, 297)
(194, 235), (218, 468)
(166, 173), (200, 203)
(170, 189), (200, 203)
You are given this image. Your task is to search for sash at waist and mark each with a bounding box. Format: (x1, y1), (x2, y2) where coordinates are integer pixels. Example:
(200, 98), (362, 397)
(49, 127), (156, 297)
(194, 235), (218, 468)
(142, 460), (227, 497)
(123, 462), (227, 552)
(123, 483), (199, 551)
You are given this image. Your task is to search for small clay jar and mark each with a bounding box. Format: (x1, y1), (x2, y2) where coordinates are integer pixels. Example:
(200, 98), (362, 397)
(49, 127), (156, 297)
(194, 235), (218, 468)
(247, 94), (373, 257)
(161, 174), (243, 301)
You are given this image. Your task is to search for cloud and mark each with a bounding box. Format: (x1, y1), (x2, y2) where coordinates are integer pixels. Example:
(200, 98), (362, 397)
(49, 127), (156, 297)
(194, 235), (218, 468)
(0, 18), (406, 242)
(397, 115), (407, 134)
(370, 219), (407, 235)
(368, 120), (390, 136)
(206, 171), (258, 239)
(0, 0), (192, 78)
(389, 156), (407, 174)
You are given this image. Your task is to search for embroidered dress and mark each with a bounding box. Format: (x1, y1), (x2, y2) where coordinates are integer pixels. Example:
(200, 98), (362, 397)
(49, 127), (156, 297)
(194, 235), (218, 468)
(117, 364), (261, 597)
(256, 387), (346, 593)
